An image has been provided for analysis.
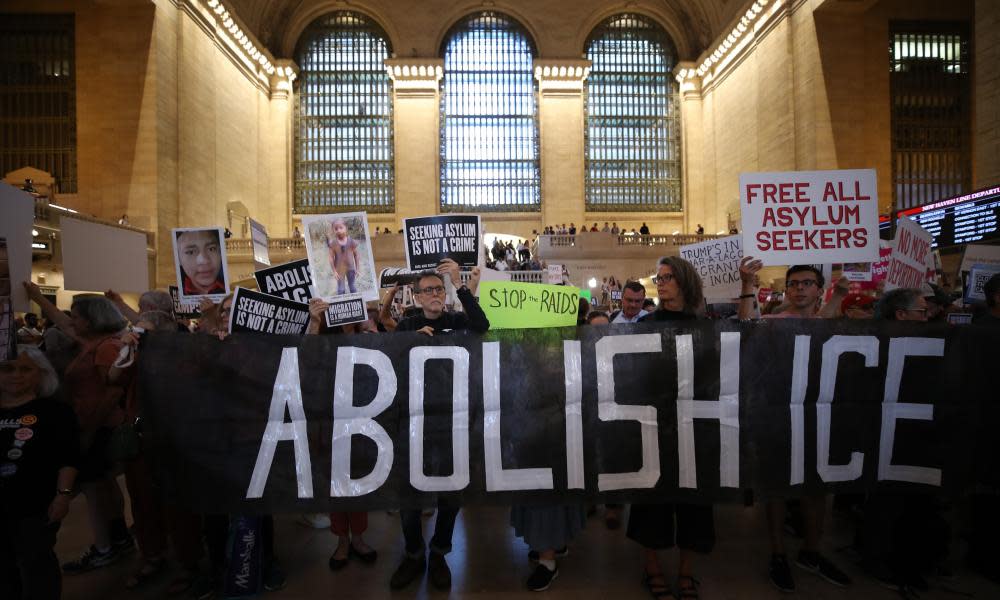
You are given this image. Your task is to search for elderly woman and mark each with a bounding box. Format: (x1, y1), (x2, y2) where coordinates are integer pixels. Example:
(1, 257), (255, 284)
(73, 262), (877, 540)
(23, 282), (133, 572)
(0, 346), (79, 600)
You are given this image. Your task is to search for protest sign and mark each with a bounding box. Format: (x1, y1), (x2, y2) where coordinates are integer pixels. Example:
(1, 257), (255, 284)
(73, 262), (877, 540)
(0, 184), (35, 311)
(228, 287), (310, 335)
(473, 267), (511, 298)
(546, 264), (563, 284)
(959, 243), (1000, 274)
(140, 321), (1000, 513)
(172, 227), (230, 302)
(611, 290), (622, 301)
(679, 236), (743, 301)
(403, 215), (481, 271)
(249, 218), (270, 268)
(947, 313), (973, 325)
(323, 293), (367, 328)
(301, 213), (378, 302)
(254, 259), (312, 304)
(965, 264), (1000, 304)
(169, 286), (201, 319)
(479, 281), (579, 329)
(740, 169), (879, 265)
(885, 217), (933, 291)
(61, 217), (149, 293)
(843, 262), (872, 282)
(378, 267), (422, 288)
(0, 237), (13, 362)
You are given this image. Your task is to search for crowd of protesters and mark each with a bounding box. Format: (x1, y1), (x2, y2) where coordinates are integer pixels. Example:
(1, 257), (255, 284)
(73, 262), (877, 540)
(3, 246), (1000, 600)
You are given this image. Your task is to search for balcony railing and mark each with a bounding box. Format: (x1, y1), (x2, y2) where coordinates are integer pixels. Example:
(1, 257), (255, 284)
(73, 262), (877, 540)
(540, 233), (721, 247)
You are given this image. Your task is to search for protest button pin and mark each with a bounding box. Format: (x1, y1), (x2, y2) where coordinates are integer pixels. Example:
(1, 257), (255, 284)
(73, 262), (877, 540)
(7, 448), (23, 460)
(19, 414), (37, 426)
(0, 463), (16, 477)
(14, 428), (33, 441)
(13, 440), (25, 448)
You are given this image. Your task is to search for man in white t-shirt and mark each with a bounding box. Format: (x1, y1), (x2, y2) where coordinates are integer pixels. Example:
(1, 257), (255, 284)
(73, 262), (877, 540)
(611, 281), (649, 323)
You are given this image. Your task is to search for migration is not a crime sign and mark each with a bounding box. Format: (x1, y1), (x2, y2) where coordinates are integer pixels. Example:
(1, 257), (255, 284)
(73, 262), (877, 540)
(479, 281), (580, 329)
(740, 169), (879, 265)
(403, 215), (481, 271)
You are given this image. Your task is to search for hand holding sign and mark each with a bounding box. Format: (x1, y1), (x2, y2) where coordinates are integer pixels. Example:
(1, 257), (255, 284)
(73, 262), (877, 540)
(738, 256), (763, 286)
(435, 258), (463, 287)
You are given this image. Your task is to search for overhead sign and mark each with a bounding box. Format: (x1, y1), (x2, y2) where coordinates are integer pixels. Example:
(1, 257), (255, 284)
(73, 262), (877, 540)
(679, 236), (743, 301)
(228, 287), (310, 335)
(740, 169), (879, 265)
(479, 281), (579, 329)
(885, 217), (933, 291)
(403, 215), (482, 271)
(896, 185), (1000, 249)
(254, 259), (312, 304)
(61, 217), (149, 293)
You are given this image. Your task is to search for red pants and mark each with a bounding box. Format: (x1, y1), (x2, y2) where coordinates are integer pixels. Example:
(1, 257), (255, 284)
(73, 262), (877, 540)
(329, 512), (367, 537)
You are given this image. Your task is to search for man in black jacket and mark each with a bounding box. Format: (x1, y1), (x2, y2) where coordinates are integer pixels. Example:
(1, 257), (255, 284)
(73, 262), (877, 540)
(389, 258), (487, 591)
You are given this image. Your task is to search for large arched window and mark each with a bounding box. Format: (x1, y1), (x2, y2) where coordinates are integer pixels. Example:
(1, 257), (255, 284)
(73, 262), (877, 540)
(294, 12), (394, 213)
(440, 12), (540, 211)
(584, 14), (680, 211)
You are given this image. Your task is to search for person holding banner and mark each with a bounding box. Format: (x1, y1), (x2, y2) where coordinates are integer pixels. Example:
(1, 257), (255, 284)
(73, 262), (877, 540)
(389, 260), (487, 591)
(627, 256), (713, 600)
(736, 259), (852, 593)
(0, 346), (79, 600)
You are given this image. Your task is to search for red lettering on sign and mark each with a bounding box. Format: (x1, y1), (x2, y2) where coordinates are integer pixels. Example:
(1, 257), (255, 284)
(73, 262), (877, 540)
(746, 184), (761, 204)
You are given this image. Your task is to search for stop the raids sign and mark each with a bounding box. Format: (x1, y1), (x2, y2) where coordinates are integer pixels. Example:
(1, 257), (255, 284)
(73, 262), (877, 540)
(740, 169), (880, 265)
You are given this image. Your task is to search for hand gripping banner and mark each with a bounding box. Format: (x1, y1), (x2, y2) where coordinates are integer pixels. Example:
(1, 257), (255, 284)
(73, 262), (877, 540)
(139, 321), (1000, 513)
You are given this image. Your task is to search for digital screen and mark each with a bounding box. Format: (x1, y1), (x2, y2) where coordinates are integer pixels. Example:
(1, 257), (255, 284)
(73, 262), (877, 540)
(878, 214), (892, 240)
(896, 185), (1000, 249)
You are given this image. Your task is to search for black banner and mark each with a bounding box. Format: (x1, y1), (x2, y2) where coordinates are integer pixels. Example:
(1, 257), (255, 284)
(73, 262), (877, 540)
(228, 288), (310, 336)
(403, 215), (481, 271)
(140, 321), (1000, 513)
(253, 259), (312, 304)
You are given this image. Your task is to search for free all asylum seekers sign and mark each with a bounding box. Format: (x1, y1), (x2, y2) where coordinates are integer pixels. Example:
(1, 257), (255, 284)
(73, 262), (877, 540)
(740, 169), (879, 265)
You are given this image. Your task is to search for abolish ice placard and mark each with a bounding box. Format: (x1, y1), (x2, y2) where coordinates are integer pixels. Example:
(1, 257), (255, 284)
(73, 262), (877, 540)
(254, 259), (312, 304)
(228, 287), (310, 335)
(679, 236), (742, 301)
(740, 169), (879, 265)
(403, 215), (481, 271)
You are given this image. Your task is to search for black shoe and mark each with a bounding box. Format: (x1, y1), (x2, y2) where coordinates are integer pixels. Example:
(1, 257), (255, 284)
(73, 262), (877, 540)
(263, 558), (287, 592)
(112, 535), (136, 556)
(428, 552), (451, 590)
(796, 550), (851, 587)
(528, 547), (568, 562)
(389, 555), (425, 590)
(769, 554), (795, 593)
(527, 563), (559, 591)
(349, 544), (378, 564)
(62, 545), (119, 574)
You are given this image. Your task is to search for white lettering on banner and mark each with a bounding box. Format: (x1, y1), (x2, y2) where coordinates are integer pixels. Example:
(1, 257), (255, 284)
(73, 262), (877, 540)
(563, 340), (585, 489)
(482, 342), (554, 491)
(789, 336), (810, 486)
(595, 334), (661, 491)
(676, 333), (741, 488)
(879, 337), (944, 486)
(409, 347), (471, 492)
(331, 347), (396, 497)
(817, 336), (878, 482)
(247, 348), (314, 499)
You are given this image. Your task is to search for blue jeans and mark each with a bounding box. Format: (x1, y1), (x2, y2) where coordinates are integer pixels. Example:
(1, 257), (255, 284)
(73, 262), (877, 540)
(337, 270), (357, 295)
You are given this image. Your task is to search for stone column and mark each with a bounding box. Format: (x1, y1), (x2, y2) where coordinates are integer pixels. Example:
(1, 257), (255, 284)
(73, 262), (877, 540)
(267, 59), (297, 237)
(385, 58), (444, 226)
(534, 59), (590, 233)
(676, 63), (706, 233)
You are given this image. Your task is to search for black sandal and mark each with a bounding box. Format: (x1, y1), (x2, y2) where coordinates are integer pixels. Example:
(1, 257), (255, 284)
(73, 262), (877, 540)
(643, 571), (677, 600)
(677, 575), (701, 600)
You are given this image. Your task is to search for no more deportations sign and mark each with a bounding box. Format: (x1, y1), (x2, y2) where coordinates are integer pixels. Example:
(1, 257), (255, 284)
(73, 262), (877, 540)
(740, 169), (879, 265)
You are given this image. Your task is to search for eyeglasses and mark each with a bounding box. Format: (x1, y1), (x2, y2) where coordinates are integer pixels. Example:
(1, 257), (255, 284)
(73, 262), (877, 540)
(416, 286), (446, 295)
(653, 273), (675, 285)
(786, 279), (818, 289)
(905, 307), (928, 315)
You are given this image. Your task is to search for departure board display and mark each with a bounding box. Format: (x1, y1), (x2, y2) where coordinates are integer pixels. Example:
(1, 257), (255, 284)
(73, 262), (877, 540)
(896, 186), (1000, 249)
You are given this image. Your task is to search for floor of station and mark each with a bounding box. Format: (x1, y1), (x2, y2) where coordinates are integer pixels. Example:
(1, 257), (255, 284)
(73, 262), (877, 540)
(58, 491), (998, 599)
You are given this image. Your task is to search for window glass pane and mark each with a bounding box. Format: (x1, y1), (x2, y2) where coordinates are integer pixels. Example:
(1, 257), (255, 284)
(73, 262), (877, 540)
(585, 14), (679, 212)
(889, 23), (970, 210)
(440, 12), (540, 212)
(294, 12), (394, 213)
(0, 14), (76, 193)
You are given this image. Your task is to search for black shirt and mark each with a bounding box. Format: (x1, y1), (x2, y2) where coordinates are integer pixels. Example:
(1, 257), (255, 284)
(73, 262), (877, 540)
(0, 398), (79, 518)
(396, 287), (490, 334)
(639, 308), (698, 322)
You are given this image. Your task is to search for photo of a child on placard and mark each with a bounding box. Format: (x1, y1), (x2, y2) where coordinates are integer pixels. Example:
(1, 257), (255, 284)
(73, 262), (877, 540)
(172, 227), (230, 302)
(301, 212), (377, 302)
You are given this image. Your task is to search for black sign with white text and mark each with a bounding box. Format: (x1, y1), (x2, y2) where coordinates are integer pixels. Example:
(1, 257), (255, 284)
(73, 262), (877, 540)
(403, 215), (481, 271)
(323, 293), (367, 328)
(228, 287), (310, 336)
(169, 285), (201, 319)
(140, 320), (1000, 513)
(253, 259), (312, 304)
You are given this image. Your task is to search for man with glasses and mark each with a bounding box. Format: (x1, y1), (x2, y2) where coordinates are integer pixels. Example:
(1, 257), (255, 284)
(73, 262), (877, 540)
(389, 258), (487, 591)
(878, 288), (929, 322)
(737, 259), (852, 593)
(611, 281), (649, 324)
